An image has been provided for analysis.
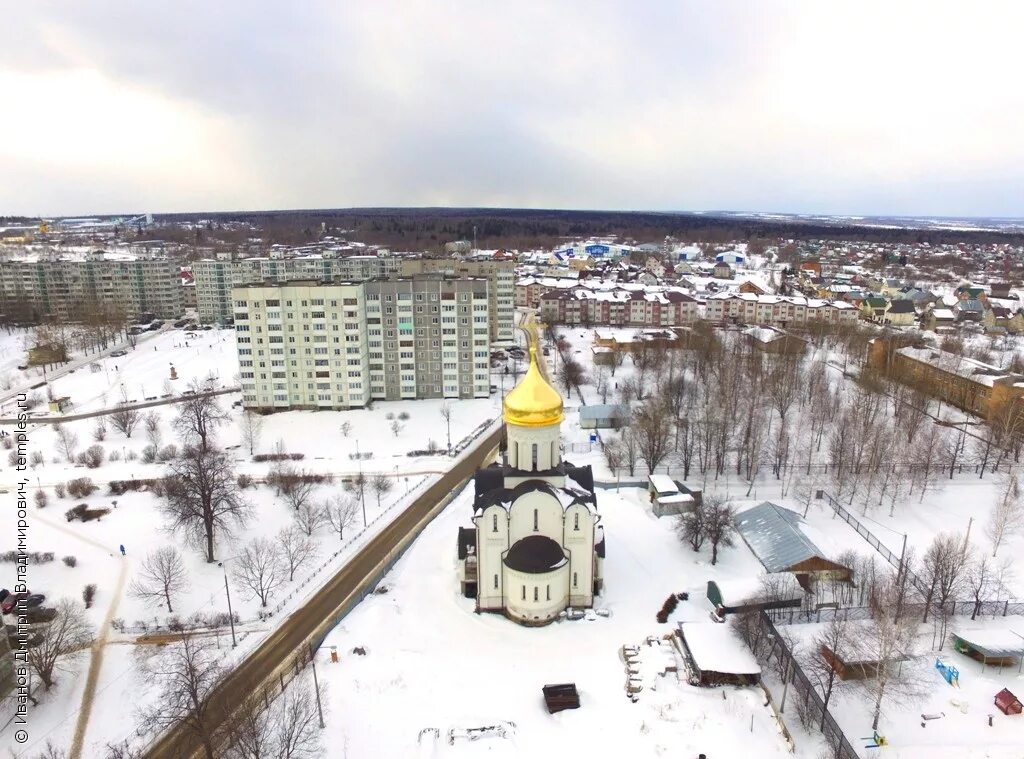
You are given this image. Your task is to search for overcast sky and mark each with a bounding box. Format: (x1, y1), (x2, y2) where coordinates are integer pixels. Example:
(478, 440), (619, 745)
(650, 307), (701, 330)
(3, 2), (1023, 218)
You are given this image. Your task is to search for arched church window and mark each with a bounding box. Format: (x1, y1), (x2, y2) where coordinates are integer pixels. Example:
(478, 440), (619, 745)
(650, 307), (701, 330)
(531, 443), (538, 469)
(521, 585), (526, 600)
(574, 512), (579, 531)
(533, 586), (538, 602)
(546, 585), (550, 601)
(494, 574), (498, 589)
(573, 572), (578, 588)
(492, 513), (498, 532)
(533, 509), (538, 531)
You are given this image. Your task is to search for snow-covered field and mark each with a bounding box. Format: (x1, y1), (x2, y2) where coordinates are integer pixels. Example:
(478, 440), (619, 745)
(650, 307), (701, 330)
(317, 485), (792, 759)
(0, 329), (506, 757)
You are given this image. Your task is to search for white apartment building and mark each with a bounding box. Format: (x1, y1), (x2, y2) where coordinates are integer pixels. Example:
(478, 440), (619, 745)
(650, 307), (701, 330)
(399, 256), (515, 342)
(234, 275), (490, 412)
(196, 255), (404, 325)
(0, 254), (183, 321)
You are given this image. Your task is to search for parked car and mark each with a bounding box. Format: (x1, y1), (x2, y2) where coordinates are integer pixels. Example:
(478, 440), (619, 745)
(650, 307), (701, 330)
(2, 592), (30, 614)
(110, 349), (127, 358)
(26, 594), (45, 608)
(24, 606), (57, 625)
(173, 319), (188, 328)
(0, 589), (9, 603)
(127, 327), (143, 336)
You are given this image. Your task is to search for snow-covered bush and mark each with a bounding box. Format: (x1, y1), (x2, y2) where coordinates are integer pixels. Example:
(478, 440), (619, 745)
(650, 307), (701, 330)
(54, 482), (66, 499)
(66, 477), (98, 498)
(158, 444), (178, 462)
(62, 555), (77, 567)
(141, 445), (158, 464)
(237, 473), (254, 489)
(82, 584), (96, 608)
(33, 490), (48, 508)
(76, 445), (104, 469)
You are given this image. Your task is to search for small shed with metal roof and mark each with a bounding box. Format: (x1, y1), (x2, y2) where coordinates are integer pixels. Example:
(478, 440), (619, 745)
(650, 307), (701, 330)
(733, 502), (851, 581)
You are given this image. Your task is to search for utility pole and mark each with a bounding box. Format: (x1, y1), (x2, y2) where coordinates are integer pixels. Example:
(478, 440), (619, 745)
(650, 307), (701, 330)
(356, 439), (366, 526)
(308, 642), (326, 728)
(219, 562), (237, 647)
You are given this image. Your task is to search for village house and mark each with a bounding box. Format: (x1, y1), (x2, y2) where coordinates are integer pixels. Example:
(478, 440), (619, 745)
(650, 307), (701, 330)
(882, 299), (917, 327)
(743, 326), (808, 355)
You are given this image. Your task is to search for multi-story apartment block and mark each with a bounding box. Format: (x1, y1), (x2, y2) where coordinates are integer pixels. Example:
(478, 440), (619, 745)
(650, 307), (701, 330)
(363, 275), (491, 401)
(539, 287), (700, 327)
(234, 275), (490, 412)
(195, 255), (404, 324)
(704, 293), (857, 328)
(0, 255), (183, 321)
(400, 256), (515, 342)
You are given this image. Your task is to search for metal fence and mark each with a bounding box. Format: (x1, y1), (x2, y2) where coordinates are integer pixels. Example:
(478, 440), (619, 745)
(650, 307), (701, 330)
(757, 611), (861, 759)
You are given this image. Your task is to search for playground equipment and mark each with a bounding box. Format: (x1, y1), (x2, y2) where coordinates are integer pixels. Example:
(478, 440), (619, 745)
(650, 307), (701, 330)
(936, 658), (960, 687)
(860, 730), (888, 748)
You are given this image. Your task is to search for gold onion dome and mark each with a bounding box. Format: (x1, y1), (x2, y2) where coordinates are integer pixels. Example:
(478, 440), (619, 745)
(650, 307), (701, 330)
(502, 346), (564, 428)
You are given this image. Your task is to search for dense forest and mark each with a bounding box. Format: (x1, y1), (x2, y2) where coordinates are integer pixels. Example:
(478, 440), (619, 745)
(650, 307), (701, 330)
(152, 208), (1024, 251)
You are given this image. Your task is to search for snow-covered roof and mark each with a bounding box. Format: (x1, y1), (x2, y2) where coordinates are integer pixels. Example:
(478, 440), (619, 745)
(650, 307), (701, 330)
(733, 502), (832, 574)
(679, 623), (761, 675)
(648, 474), (678, 494)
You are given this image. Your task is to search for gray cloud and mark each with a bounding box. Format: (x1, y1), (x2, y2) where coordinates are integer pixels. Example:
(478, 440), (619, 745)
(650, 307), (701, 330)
(2, 2), (1023, 217)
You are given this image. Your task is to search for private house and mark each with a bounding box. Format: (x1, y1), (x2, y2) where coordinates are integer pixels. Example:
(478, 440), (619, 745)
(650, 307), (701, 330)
(799, 260), (822, 276)
(922, 307), (957, 332)
(678, 623), (761, 687)
(955, 284), (987, 301)
(984, 306), (1024, 334)
(954, 299), (985, 322)
(738, 279), (767, 296)
(861, 296), (889, 321)
(733, 502), (852, 584)
(712, 261), (734, 280)
(883, 299), (917, 327)
(743, 326), (807, 355)
(867, 338), (1024, 419)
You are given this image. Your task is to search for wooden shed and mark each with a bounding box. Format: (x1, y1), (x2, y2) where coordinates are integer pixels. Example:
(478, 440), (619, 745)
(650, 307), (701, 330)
(734, 502), (852, 582)
(542, 683), (580, 713)
(678, 622), (761, 687)
(995, 688), (1022, 715)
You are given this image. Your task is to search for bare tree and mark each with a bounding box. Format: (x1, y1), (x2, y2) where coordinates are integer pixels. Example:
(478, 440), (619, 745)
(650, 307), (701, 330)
(439, 403), (452, 452)
(918, 532), (968, 625)
(620, 428), (639, 478)
(240, 410), (264, 457)
(128, 546), (189, 613)
(345, 472), (368, 525)
(273, 467), (320, 512)
(144, 411), (162, 448)
(293, 500), (326, 537)
(92, 417), (107, 442)
(26, 598), (93, 691)
(277, 526), (317, 581)
(138, 635), (225, 759)
(223, 678), (323, 759)
(370, 473), (393, 511)
(173, 380), (230, 452)
(323, 495), (360, 542)
(805, 615), (852, 729)
(676, 500), (707, 552)
(390, 419), (402, 437)
(987, 473), (1023, 556)
(557, 356), (587, 397)
(965, 553), (1013, 621)
(110, 403), (141, 439)
(161, 444), (251, 563)
(704, 497), (737, 565)
(602, 439), (624, 479)
(633, 401), (673, 475)
(859, 575), (924, 730)
(234, 537), (284, 607)
(53, 423), (78, 462)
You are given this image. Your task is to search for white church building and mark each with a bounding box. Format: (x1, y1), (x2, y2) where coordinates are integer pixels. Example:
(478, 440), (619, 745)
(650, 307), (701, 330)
(456, 345), (604, 626)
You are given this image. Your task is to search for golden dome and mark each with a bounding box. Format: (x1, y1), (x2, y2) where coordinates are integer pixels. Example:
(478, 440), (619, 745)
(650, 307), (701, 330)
(503, 347), (564, 428)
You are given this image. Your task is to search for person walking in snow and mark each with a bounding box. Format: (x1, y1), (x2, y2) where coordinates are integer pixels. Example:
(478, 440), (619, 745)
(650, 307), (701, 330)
(119, 544), (126, 556)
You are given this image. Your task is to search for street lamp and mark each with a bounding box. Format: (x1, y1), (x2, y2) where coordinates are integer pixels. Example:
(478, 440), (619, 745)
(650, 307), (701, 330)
(216, 559), (237, 647)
